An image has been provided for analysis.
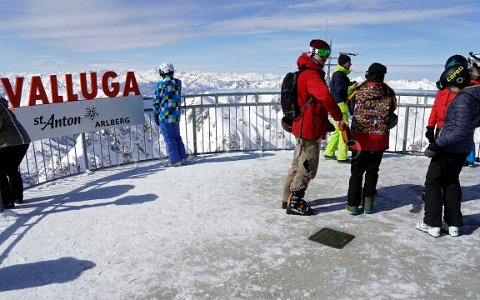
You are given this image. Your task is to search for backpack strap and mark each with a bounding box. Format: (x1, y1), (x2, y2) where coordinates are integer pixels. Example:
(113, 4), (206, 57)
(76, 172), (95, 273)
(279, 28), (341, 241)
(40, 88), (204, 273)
(298, 96), (313, 139)
(297, 68), (324, 139)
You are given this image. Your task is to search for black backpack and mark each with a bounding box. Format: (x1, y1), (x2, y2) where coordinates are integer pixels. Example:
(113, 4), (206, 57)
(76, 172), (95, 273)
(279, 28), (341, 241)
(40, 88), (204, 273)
(280, 68), (308, 132)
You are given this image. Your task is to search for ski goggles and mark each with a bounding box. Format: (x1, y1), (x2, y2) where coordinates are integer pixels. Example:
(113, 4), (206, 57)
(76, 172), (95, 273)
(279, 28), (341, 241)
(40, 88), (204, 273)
(311, 47), (331, 58)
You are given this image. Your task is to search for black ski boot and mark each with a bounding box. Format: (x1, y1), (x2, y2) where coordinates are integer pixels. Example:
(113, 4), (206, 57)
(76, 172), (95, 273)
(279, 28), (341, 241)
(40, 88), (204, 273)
(286, 190), (314, 216)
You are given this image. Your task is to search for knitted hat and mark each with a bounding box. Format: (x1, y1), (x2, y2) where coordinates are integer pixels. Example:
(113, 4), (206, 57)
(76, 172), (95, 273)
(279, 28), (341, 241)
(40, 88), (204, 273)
(338, 54), (351, 66)
(367, 63), (387, 75)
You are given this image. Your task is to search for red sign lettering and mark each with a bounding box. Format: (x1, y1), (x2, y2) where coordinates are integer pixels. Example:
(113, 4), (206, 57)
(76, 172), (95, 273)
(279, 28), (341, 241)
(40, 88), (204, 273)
(0, 71), (141, 107)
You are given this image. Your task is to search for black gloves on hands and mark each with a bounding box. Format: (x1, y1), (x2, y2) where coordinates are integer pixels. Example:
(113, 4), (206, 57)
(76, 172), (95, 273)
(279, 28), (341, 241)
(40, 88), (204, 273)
(424, 143), (439, 158)
(424, 127), (438, 157)
(425, 126), (435, 144)
(154, 113), (160, 126)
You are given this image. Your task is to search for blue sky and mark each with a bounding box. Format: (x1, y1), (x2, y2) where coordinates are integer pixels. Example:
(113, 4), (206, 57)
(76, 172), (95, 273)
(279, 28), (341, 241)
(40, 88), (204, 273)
(0, 0), (479, 81)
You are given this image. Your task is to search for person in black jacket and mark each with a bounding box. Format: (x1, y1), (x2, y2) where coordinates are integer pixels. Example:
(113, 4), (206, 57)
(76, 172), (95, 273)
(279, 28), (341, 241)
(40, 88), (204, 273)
(324, 54), (356, 162)
(0, 97), (31, 209)
(417, 65), (480, 238)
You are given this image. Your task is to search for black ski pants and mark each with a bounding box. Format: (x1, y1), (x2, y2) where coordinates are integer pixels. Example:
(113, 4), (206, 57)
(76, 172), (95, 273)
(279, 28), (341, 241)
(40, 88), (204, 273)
(348, 150), (384, 206)
(0, 144), (29, 205)
(424, 151), (468, 227)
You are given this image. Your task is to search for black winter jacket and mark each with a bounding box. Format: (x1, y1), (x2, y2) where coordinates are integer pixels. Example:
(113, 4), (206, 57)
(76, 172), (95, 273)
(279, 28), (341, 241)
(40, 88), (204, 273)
(0, 97), (31, 148)
(329, 69), (350, 104)
(436, 85), (480, 153)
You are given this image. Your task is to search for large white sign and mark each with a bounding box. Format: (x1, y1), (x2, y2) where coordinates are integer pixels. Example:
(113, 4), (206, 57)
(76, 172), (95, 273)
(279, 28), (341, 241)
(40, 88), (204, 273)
(14, 95), (145, 141)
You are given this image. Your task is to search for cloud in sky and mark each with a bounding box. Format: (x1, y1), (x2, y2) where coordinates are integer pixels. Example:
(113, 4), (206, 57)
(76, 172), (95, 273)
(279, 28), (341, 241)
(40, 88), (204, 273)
(0, 0), (479, 80)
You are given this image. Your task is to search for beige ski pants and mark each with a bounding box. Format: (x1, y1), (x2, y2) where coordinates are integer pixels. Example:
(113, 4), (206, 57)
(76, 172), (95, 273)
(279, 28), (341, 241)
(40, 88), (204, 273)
(282, 138), (320, 202)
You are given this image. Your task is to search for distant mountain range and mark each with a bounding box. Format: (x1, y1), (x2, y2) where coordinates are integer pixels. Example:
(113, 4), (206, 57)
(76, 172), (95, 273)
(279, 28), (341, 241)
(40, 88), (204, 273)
(0, 69), (436, 107)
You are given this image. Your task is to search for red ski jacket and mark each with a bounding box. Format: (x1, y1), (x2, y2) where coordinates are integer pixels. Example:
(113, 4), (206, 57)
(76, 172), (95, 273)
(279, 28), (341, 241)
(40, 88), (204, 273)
(292, 53), (343, 140)
(428, 89), (456, 129)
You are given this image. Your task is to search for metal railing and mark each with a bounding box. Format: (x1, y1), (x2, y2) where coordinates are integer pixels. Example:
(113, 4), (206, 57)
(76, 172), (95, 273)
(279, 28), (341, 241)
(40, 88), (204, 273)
(18, 90), (479, 188)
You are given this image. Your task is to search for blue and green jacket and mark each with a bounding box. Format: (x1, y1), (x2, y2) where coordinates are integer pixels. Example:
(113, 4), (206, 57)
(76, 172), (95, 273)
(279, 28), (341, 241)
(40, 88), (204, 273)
(153, 75), (182, 123)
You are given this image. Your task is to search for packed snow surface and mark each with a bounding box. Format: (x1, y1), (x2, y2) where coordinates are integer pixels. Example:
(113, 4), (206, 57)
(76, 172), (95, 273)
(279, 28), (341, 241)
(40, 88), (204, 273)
(1, 151), (479, 299)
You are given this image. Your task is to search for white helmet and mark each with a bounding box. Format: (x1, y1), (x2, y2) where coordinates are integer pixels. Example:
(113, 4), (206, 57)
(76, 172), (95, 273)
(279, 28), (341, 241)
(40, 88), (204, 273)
(159, 62), (174, 77)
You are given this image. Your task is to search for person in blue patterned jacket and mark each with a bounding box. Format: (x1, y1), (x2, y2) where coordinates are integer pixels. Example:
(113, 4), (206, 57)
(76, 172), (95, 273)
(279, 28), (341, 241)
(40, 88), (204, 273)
(417, 65), (480, 238)
(153, 63), (187, 167)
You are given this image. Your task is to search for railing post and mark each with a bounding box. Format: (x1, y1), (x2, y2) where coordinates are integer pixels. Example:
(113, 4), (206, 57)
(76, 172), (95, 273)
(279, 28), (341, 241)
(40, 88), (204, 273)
(192, 108), (198, 155)
(80, 132), (90, 171)
(402, 105), (410, 153)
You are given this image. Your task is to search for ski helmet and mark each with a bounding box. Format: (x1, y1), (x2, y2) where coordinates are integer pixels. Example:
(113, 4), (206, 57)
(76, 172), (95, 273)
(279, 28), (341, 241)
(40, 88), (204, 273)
(159, 62), (174, 77)
(438, 65), (470, 90)
(444, 55), (467, 69)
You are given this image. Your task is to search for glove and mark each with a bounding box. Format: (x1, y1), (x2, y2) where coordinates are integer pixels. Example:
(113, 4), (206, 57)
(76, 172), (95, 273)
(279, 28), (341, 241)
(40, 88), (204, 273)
(338, 121), (355, 147)
(153, 113), (160, 126)
(425, 126), (435, 144)
(424, 143), (439, 158)
(326, 122), (335, 132)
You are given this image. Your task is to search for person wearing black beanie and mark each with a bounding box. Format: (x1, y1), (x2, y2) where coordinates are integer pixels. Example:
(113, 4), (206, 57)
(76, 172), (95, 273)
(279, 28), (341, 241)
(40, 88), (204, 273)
(345, 62), (397, 215)
(338, 54), (351, 66)
(324, 53), (356, 163)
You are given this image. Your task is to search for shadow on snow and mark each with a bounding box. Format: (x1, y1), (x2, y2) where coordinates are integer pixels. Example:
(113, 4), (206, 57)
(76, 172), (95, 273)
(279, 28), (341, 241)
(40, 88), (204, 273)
(0, 257), (95, 292)
(309, 182), (480, 235)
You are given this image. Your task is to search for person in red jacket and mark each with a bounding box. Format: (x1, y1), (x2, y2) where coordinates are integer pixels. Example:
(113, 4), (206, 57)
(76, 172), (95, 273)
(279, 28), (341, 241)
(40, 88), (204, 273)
(425, 55), (468, 144)
(346, 63), (397, 215)
(282, 39), (345, 216)
(426, 89), (456, 139)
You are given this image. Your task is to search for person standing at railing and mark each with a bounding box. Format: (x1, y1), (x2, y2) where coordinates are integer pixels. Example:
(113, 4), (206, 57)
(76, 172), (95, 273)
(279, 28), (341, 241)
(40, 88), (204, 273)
(324, 53), (357, 163)
(417, 65), (480, 238)
(282, 39), (345, 216)
(0, 97), (31, 209)
(464, 64), (480, 167)
(426, 54), (479, 168)
(345, 63), (397, 215)
(153, 63), (187, 167)
(426, 55), (467, 145)
(420, 55), (469, 201)
(422, 55), (475, 192)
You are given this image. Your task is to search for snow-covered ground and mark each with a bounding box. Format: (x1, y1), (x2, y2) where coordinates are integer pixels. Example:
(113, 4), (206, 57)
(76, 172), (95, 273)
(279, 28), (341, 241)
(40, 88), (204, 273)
(1, 151), (479, 299)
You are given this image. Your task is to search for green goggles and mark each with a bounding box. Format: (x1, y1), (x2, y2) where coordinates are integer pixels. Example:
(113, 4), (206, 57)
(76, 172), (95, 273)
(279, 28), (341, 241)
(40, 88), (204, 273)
(314, 48), (331, 58)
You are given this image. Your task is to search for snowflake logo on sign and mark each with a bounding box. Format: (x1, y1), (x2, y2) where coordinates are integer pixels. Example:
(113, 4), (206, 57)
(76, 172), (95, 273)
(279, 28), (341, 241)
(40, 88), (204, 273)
(84, 106), (99, 121)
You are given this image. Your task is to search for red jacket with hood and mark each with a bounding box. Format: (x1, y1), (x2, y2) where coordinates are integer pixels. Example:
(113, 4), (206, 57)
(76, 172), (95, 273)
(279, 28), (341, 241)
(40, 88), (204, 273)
(292, 53), (343, 139)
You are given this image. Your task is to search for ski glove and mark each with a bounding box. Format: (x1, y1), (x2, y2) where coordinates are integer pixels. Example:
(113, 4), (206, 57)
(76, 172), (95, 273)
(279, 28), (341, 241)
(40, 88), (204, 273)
(154, 113), (160, 126)
(424, 143), (439, 158)
(425, 126), (435, 144)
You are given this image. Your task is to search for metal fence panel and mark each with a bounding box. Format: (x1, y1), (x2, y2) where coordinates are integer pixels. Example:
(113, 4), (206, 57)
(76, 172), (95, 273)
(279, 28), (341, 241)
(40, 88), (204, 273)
(18, 91), (479, 188)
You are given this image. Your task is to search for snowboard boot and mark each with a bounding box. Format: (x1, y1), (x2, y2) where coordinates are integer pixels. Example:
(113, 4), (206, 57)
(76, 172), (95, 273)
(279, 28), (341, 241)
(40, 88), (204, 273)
(363, 196), (375, 214)
(345, 204), (361, 216)
(286, 190), (314, 216)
